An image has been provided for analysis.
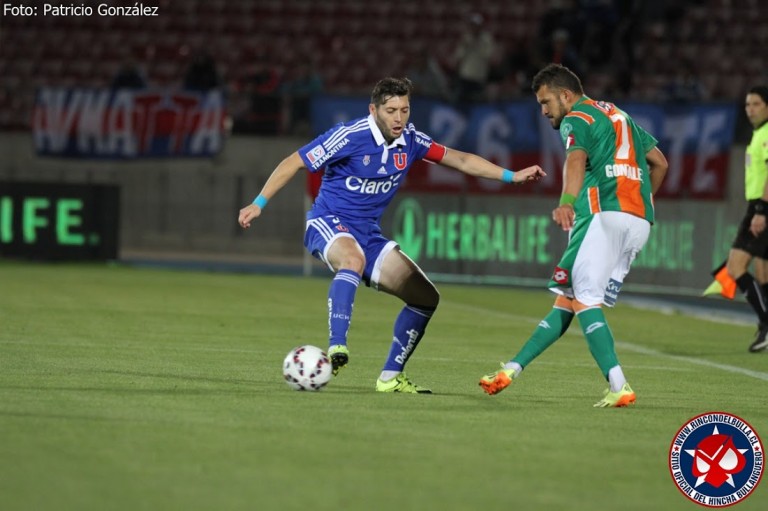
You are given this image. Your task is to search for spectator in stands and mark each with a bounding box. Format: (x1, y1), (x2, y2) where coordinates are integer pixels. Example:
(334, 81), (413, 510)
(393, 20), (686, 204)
(111, 60), (147, 90)
(406, 50), (453, 102)
(281, 60), (324, 136)
(660, 61), (707, 103)
(235, 55), (283, 135)
(495, 39), (538, 98)
(611, 0), (642, 95)
(537, 0), (585, 60)
(247, 56), (281, 96)
(546, 29), (583, 78)
(183, 52), (221, 92)
(579, 0), (621, 70)
(452, 13), (496, 103)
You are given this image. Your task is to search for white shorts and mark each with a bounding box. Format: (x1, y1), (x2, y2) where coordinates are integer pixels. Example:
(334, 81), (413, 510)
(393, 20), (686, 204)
(550, 211), (650, 307)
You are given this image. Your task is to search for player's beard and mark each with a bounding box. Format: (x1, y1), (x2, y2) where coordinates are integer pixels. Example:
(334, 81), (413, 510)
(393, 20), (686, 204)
(551, 98), (567, 129)
(374, 116), (397, 144)
(383, 127), (397, 142)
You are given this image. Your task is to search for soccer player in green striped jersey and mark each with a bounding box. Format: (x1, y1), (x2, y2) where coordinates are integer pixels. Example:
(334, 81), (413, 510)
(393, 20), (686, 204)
(480, 63), (669, 407)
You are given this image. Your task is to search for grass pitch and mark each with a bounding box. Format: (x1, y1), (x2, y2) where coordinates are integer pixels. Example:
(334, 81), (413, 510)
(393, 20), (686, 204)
(0, 261), (766, 511)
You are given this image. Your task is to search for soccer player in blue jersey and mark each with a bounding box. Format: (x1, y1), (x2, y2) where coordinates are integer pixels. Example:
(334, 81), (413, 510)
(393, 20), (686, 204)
(239, 77), (545, 393)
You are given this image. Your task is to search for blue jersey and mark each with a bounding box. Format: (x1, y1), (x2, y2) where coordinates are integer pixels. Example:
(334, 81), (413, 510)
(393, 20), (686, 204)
(298, 115), (444, 222)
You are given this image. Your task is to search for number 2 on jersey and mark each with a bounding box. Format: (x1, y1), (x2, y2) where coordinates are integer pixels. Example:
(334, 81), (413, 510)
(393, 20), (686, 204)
(609, 113), (631, 161)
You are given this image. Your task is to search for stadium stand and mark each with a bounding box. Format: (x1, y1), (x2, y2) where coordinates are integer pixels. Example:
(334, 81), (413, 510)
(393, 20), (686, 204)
(0, 0), (765, 130)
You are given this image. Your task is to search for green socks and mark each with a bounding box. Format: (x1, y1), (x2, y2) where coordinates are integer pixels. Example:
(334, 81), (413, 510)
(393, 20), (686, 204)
(575, 307), (619, 377)
(512, 307), (574, 368)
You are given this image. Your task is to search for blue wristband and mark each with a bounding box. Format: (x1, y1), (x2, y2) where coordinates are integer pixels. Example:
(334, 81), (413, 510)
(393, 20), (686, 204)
(501, 169), (515, 183)
(252, 194), (268, 208)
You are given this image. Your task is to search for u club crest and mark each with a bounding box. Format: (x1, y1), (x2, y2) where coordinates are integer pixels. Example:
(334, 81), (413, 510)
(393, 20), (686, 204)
(669, 412), (763, 507)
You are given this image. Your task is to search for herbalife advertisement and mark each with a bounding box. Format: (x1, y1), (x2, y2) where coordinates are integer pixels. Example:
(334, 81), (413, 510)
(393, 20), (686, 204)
(383, 195), (738, 295)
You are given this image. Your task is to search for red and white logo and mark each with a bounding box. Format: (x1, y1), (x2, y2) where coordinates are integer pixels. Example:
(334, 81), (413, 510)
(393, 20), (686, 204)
(565, 134), (576, 150)
(552, 266), (569, 284)
(393, 152), (408, 170)
(306, 144), (325, 164)
(669, 412), (763, 507)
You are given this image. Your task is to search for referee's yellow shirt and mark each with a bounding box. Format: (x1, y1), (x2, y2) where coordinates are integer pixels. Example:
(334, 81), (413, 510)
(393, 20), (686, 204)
(745, 121), (768, 200)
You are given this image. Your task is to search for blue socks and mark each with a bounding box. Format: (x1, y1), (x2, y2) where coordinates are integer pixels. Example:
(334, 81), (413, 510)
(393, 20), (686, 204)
(382, 304), (436, 372)
(328, 269), (360, 347)
(328, 270), (436, 375)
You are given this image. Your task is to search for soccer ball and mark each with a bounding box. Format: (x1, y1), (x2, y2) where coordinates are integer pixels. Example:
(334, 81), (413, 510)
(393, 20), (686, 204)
(282, 345), (333, 391)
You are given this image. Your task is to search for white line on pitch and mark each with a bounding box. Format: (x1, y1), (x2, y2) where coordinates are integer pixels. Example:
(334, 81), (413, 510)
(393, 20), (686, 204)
(616, 341), (768, 381)
(442, 301), (768, 382)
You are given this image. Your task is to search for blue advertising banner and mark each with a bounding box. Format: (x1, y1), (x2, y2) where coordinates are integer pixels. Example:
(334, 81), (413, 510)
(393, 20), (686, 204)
(32, 88), (226, 158)
(310, 96), (737, 199)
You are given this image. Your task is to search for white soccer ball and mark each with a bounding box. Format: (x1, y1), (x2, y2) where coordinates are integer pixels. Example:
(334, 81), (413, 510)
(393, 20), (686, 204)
(282, 345), (333, 391)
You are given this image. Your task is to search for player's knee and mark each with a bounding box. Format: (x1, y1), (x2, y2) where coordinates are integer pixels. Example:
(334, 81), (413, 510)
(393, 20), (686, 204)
(572, 298), (599, 312)
(338, 254), (365, 275)
(553, 295), (574, 312)
(423, 282), (440, 308)
(405, 277), (440, 308)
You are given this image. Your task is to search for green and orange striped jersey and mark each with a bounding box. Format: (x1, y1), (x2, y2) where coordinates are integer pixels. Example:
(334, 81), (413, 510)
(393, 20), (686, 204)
(560, 96), (659, 223)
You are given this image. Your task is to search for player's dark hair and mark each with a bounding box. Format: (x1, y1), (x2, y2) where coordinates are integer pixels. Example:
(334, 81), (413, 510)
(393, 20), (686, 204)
(371, 77), (413, 106)
(748, 86), (768, 105)
(531, 63), (584, 95)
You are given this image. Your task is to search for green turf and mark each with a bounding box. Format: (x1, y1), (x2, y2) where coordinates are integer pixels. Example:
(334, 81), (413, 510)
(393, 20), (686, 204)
(0, 260), (765, 511)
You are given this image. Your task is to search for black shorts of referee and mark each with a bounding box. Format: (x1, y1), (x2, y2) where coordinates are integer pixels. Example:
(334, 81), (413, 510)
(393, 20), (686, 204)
(732, 199), (768, 257)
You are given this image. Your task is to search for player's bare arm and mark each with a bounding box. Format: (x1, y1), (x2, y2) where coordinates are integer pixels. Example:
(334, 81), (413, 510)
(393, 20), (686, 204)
(552, 149), (586, 231)
(238, 151), (306, 228)
(645, 146), (669, 195)
(439, 146), (546, 183)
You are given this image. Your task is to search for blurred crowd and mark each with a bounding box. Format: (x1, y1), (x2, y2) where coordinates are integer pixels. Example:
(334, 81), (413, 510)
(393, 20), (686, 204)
(0, 0), (765, 135)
